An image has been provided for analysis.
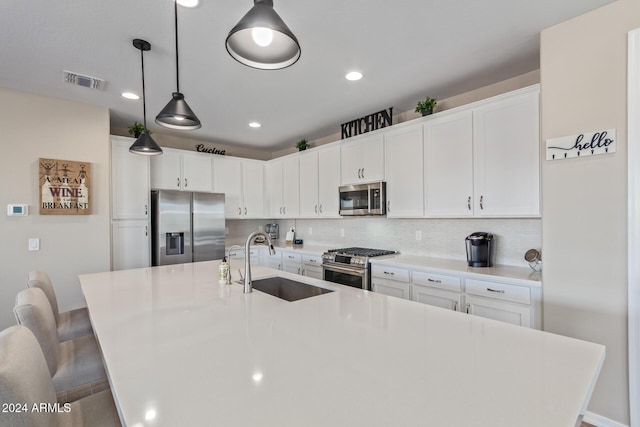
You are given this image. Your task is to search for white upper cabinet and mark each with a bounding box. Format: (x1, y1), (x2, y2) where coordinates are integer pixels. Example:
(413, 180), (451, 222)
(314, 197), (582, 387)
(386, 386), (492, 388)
(111, 136), (150, 220)
(265, 156), (299, 218)
(424, 110), (474, 217)
(299, 145), (341, 218)
(151, 148), (213, 192)
(340, 134), (384, 184)
(384, 123), (424, 217)
(473, 88), (540, 217)
(214, 156), (264, 218)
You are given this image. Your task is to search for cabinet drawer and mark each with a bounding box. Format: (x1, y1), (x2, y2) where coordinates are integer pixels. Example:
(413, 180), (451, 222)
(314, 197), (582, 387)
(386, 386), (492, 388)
(413, 271), (461, 292)
(281, 252), (302, 264)
(465, 279), (530, 305)
(302, 254), (322, 266)
(371, 265), (410, 283)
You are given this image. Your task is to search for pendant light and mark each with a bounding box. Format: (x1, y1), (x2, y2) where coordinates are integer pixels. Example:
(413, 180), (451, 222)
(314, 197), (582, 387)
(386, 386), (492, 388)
(226, 0), (301, 70)
(129, 39), (163, 156)
(156, 0), (201, 130)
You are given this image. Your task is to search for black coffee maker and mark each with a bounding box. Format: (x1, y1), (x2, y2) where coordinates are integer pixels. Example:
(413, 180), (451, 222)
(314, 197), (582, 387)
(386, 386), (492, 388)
(465, 232), (494, 267)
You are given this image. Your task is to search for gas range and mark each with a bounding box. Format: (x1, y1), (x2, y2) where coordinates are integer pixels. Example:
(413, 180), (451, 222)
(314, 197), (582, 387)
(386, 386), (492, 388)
(321, 247), (396, 291)
(322, 247), (397, 268)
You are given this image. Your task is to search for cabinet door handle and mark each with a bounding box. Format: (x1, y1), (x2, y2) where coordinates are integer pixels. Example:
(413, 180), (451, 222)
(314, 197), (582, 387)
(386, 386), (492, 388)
(145, 225), (148, 236)
(466, 303), (471, 314)
(387, 201), (391, 212)
(453, 301), (458, 311)
(279, 207), (283, 214)
(302, 269), (305, 275)
(486, 288), (505, 294)
(480, 195), (484, 210)
(383, 271), (395, 276)
(288, 255), (294, 259)
(283, 206), (286, 215)
(238, 207), (242, 215)
(467, 196), (471, 210)
(358, 168), (362, 179)
(315, 204), (318, 214)
(319, 204), (323, 214)
(184, 178), (188, 188)
(177, 177), (180, 187)
(145, 204), (148, 215)
(427, 278), (442, 283)
(244, 207), (247, 215)
(297, 267), (301, 275)
(361, 168), (365, 179)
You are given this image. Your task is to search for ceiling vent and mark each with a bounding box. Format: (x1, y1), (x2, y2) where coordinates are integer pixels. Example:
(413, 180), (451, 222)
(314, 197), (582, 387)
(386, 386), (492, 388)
(63, 70), (106, 90)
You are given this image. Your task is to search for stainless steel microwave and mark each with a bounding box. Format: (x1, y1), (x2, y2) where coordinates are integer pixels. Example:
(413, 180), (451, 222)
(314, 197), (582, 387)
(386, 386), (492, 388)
(339, 182), (386, 216)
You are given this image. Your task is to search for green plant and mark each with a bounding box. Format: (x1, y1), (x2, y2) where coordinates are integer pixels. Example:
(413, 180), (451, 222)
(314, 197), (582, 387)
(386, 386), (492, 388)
(295, 138), (309, 151)
(128, 122), (151, 138)
(415, 97), (437, 114)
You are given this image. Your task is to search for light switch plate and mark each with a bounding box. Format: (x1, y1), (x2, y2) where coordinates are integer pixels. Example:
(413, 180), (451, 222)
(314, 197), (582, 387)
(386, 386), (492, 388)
(415, 230), (422, 241)
(28, 238), (40, 251)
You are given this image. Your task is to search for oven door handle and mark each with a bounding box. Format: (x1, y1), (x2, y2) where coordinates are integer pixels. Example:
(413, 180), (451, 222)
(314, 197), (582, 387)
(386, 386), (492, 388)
(322, 263), (366, 277)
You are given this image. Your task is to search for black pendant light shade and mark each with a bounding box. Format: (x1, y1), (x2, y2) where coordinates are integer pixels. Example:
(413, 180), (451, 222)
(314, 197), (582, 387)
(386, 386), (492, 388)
(226, 0), (301, 70)
(130, 39), (163, 156)
(156, 0), (201, 130)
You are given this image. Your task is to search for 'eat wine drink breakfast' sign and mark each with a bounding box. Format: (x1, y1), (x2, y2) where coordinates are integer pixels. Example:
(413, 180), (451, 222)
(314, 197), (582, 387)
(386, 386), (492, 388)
(39, 158), (91, 215)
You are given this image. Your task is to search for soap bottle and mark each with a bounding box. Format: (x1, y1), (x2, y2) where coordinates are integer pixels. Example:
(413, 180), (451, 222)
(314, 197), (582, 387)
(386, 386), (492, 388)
(218, 257), (229, 282)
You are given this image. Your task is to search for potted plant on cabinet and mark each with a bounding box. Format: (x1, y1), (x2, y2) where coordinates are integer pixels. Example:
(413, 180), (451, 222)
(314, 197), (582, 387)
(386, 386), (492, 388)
(128, 122), (151, 138)
(415, 97), (437, 116)
(296, 138), (309, 151)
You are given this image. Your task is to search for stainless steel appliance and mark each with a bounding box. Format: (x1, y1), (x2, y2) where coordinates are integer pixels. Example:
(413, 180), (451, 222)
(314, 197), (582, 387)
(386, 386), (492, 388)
(265, 223), (279, 240)
(465, 232), (494, 267)
(151, 190), (225, 266)
(322, 247), (396, 290)
(339, 182), (386, 216)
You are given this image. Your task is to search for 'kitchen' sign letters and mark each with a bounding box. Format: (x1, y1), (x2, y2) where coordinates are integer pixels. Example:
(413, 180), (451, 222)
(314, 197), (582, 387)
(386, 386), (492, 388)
(546, 129), (616, 160)
(341, 107), (393, 139)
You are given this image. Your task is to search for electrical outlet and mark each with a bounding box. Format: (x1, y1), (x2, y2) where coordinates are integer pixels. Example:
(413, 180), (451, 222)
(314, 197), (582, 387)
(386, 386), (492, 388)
(340, 228), (345, 237)
(308, 227), (313, 235)
(415, 230), (422, 241)
(28, 238), (40, 251)
(258, 225), (263, 231)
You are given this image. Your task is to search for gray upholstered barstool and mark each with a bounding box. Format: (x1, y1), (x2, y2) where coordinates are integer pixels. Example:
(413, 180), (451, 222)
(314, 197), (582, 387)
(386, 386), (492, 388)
(27, 270), (93, 341)
(14, 287), (109, 403)
(0, 325), (121, 427)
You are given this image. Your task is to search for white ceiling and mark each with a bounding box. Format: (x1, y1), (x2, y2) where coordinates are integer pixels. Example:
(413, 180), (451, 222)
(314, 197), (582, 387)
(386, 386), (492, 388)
(0, 0), (615, 152)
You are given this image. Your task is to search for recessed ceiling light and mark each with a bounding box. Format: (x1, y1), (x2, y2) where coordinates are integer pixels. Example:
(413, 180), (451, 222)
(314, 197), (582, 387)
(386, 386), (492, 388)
(249, 122), (261, 128)
(176, 0), (198, 7)
(345, 71), (363, 81)
(121, 92), (140, 100)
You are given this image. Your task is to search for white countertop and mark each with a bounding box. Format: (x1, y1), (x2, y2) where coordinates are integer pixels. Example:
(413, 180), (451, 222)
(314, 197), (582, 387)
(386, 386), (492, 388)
(370, 254), (541, 286)
(80, 261), (602, 427)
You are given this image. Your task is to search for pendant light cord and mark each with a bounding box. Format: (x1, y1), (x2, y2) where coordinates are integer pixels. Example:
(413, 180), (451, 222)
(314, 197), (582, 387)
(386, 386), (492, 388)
(174, 0), (180, 93)
(140, 46), (148, 129)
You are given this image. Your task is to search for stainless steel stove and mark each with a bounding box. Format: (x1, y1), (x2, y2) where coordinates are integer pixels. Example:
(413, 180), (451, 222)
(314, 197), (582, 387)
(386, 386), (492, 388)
(321, 247), (396, 291)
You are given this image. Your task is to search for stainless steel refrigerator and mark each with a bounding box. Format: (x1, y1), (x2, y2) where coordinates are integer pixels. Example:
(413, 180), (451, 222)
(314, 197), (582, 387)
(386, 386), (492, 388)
(151, 190), (225, 266)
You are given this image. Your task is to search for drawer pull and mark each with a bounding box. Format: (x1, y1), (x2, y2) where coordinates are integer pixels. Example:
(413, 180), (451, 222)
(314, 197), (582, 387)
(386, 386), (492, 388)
(384, 271), (395, 275)
(309, 259), (317, 263)
(453, 301), (458, 311)
(427, 278), (442, 283)
(486, 288), (505, 294)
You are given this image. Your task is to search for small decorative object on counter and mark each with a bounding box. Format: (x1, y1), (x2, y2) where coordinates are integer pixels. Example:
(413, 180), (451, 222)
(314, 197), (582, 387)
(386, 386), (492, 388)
(295, 138), (309, 151)
(218, 257), (229, 281)
(285, 228), (295, 244)
(294, 239), (303, 245)
(415, 97), (437, 116)
(524, 249), (542, 272)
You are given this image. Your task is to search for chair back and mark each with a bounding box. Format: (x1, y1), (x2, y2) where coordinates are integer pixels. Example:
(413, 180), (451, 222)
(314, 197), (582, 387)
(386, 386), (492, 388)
(28, 270), (60, 320)
(14, 287), (60, 377)
(0, 325), (58, 427)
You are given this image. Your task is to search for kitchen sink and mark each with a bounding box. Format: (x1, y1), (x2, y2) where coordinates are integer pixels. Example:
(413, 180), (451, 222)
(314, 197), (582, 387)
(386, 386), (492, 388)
(251, 277), (334, 302)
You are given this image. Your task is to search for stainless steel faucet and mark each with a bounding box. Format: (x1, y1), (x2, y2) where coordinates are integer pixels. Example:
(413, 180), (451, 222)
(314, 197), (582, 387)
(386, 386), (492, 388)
(244, 230), (276, 293)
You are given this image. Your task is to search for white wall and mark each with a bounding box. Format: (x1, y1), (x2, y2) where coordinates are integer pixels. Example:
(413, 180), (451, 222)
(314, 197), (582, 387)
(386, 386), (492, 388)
(540, 0), (639, 424)
(0, 87), (110, 330)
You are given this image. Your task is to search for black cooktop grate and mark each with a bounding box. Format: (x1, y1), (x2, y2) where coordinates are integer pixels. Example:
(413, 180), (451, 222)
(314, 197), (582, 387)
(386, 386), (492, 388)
(327, 247), (396, 257)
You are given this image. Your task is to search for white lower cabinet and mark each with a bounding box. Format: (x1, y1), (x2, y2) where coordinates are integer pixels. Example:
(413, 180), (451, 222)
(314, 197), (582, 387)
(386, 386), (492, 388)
(464, 278), (533, 328)
(411, 271), (462, 312)
(281, 251), (302, 275)
(371, 265), (411, 299)
(112, 221), (150, 270)
(302, 254), (323, 280)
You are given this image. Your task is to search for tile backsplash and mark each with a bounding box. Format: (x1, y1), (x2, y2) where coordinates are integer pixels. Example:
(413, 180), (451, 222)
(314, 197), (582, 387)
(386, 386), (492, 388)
(227, 217), (541, 268)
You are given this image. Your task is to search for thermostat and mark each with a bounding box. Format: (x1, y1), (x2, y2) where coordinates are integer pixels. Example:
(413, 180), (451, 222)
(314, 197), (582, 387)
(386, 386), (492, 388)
(7, 204), (28, 216)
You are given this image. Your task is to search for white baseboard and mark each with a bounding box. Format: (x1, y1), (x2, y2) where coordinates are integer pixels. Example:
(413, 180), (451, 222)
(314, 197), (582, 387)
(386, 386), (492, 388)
(583, 411), (628, 427)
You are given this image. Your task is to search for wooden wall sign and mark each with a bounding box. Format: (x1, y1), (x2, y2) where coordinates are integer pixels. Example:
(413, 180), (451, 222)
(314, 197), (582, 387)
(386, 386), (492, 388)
(341, 107), (393, 139)
(546, 129), (616, 160)
(39, 158), (91, 215)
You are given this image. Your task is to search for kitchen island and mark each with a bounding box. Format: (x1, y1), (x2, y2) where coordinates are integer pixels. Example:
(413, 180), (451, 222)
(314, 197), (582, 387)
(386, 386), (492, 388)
(80, 261), (604, 427)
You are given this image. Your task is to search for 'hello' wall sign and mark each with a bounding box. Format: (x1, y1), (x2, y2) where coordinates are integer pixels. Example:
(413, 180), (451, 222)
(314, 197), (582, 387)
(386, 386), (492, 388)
(341, 107), (393, 139)
(546, 129), (616, 160)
